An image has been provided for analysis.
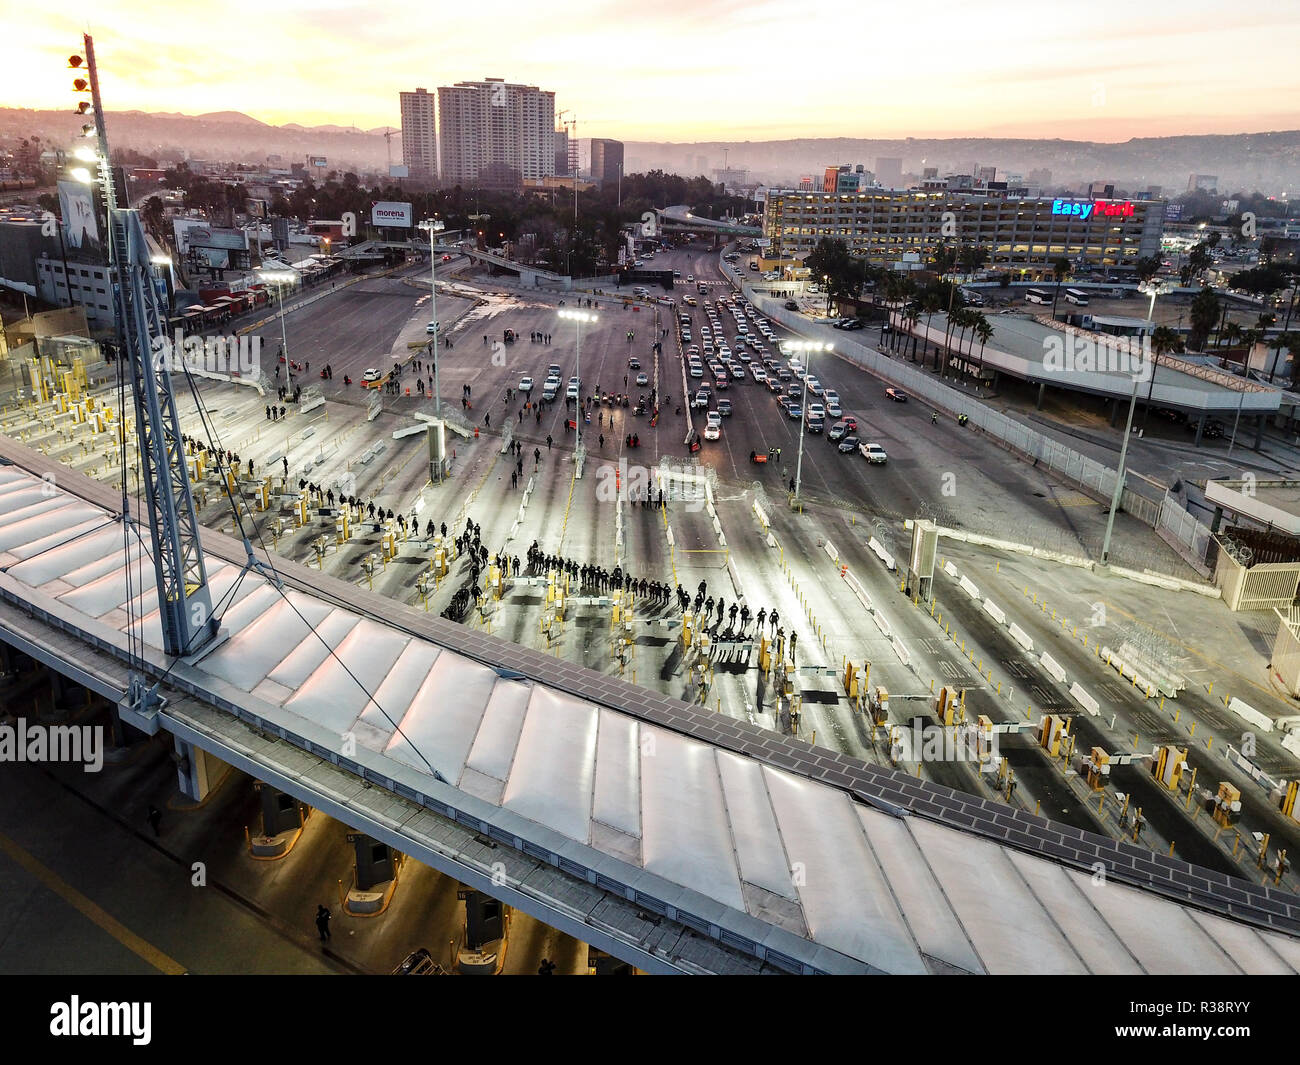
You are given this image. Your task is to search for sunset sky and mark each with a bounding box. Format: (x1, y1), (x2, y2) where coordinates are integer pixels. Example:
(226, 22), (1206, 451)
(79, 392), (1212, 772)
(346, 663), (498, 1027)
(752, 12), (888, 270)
(5, 0), (1298, 141)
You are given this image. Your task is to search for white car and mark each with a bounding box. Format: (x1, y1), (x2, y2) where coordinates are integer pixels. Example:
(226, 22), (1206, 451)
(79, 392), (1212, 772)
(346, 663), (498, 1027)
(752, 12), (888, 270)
(861, 442), (888, 463)
(751, 366), (768, 382)
(686, 274), (695, 282)
(566, 383), (579, 400)
(807, 402), (826, 420)
(703, 423), (721, 441)
(826, 400), (843, 418)
(706, 411), (722, 429)
(362, 368), (382, 383)
(518, 376), (534, 393)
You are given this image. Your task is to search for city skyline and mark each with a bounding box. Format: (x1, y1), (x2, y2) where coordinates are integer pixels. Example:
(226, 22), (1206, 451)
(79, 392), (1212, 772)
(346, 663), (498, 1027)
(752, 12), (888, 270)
(6, 0), (1300, 142)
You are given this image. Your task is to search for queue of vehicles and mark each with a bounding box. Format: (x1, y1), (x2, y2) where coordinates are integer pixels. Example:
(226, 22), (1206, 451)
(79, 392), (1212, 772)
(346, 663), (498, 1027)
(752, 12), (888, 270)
(676, 284), (890, 463)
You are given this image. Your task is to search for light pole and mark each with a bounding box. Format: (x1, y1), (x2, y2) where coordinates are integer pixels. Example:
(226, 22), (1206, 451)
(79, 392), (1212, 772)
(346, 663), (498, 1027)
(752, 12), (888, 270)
(823, 274), (831, 317)
(257, 269), (298, 397)
(1137, 280), (1172, 434)
(784, 340), (831, 504)
(1100, 373), (1139, 566)
(559, 309), (596, 470)
(419, 218), (446, 417)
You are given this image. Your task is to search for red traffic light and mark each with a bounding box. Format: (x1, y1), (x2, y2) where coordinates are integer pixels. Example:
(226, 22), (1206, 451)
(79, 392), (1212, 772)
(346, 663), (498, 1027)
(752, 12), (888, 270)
(68, 55), (84, 68)
(72, 78), (89, 92)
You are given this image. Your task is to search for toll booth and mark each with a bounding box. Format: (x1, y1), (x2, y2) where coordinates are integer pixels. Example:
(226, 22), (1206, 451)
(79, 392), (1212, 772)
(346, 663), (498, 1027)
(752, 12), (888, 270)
(349, 833), (396, 891)
(868, 685), (890, 725)
(1211, 782), (1242, 827)
(975, 715), (996, 767)
(1086, 747), (1111, 790)
(1038, 713), (1068, 757)
(260, 786), (306, 836)
(1151, 745), (1187, 791)
(935, 686), (957, 726)
(457, 889), (507, 975)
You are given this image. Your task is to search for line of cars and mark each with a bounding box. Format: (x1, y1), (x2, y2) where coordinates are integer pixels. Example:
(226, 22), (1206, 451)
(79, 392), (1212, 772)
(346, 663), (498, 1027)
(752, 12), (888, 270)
(679, 293), (783, 441)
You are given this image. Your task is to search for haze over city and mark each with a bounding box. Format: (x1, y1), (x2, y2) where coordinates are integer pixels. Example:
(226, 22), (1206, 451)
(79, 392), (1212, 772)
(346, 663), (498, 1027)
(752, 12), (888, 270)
(7, 0), (1300, 140)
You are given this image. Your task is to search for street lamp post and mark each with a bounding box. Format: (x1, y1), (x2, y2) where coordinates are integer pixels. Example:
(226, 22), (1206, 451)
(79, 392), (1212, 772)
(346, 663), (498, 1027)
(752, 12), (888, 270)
(420, 218), (446, 418)
(257, 269), (298, 397)
(1137, 280), (1171, 434)
(823, 274), (831, 317)
(1100, 374), (1139, 566)
(785, 340), (831, 505)
(559, 309), (596, 472)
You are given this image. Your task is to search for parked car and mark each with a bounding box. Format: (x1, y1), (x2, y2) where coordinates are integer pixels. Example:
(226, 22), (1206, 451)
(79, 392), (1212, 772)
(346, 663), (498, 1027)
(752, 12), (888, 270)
(838, 434), (860, 454)
(784, 300), (799, 311)
(362, 367), (381, 383)
(828, 420), (849, 442)
(861, 441), (888, 463)
(885, 388), (907, 402)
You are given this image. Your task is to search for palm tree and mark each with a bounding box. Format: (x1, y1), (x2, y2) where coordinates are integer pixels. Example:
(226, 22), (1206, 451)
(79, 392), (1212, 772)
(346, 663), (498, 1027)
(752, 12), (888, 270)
(919, 289), (942, 362)
(1220, 321), (1244, 349)
(1050, 256), (1071, 318)
(974, 315), (993, 378)
(903, 304), (921, 360)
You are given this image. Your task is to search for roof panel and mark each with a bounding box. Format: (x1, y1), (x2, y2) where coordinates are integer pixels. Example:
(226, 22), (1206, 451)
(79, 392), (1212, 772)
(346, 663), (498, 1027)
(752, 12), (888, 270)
(593, 708), (641, 838)
(641, 729), (745, 913)
(716, 751), (797, 901)
(765, 766), (927, 974)
(502, 687), (599, 844)
(855, 808), (984, 974)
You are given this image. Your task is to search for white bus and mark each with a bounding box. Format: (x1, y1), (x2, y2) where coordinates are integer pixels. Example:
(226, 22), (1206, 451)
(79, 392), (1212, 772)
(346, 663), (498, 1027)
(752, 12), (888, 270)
(1024, 288), (1051, 305)
(1064, 287), (1091, 306)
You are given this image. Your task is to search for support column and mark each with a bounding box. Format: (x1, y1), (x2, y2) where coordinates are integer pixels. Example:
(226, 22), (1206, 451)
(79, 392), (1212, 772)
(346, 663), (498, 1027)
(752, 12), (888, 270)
(1255, 414), (1264, 450)
(1036, 381), (1046, 410)
(1193, 411), (1207, 447)
(1110, 397), (1122, 427)
(1210, 506), (1224, 534)
(174, 738), (225, 802)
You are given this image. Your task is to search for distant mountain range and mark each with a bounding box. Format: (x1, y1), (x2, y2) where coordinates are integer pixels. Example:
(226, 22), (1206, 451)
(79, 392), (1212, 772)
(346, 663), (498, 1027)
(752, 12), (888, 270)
(626, 133), (1300, 198)
(2, 107), (1295, 196)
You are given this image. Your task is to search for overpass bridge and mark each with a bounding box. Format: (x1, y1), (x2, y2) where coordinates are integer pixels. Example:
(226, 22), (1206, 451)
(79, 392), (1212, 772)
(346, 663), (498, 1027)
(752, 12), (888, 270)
(4, 440), (1300, 974)
(656, 205), (762, 238)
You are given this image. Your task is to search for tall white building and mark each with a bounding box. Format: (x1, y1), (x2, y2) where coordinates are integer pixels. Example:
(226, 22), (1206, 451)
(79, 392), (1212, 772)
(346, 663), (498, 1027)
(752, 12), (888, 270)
(437, 78), (555, 187)
(399, 88), (437, 179)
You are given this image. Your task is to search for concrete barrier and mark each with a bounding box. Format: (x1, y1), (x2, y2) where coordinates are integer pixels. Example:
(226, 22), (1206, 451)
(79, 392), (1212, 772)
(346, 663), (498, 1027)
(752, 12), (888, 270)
(891, 636), (910, 666)
(822, 539), (839, 564)
(958, 575), (981, 601)
(1040, 652), (1067, 684)
(392, 423), (427, 440)
(844, 570), (874, 613)
(753, 500), (770, 533)
(873, 612), (892, 638)
(943, 561), (960, 579)
(1283, 731), (1300, 759)
(1009, 623), (1035, 652)
(983, 599), (1006, 625)
(867, 537), (895, 571)
(1069, 682), (1100, 716)
(1227, 697), (1273, 734)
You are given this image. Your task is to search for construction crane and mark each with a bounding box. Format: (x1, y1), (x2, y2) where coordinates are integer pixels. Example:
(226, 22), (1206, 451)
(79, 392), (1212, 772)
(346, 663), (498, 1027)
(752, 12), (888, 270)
(381, 127), (397, 173)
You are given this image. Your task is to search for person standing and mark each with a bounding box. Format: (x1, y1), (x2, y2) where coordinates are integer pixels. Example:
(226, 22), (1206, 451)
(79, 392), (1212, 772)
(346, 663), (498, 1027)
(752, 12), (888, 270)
(315, 904), (332, 943)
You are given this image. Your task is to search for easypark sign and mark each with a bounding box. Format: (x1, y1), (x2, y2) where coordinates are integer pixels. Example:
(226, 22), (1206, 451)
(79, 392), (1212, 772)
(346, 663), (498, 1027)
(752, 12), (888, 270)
(1051, 199), (1136, 220)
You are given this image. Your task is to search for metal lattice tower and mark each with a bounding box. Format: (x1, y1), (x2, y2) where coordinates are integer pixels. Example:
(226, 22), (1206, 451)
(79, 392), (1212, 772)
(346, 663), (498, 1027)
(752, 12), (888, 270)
(86, 34), (215, 658)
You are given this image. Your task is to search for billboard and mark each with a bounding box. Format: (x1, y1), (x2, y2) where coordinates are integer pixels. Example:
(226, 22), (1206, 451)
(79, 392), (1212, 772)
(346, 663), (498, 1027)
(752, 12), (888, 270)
(187, 226), (250, 252)
(371, 201), (413, 228)
(58, 180), (102, 256)
(308, 156), (327, 168)
(1165, 203), (1184, 222)
(389, 164), (410, 179)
